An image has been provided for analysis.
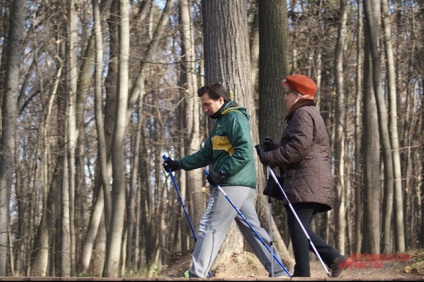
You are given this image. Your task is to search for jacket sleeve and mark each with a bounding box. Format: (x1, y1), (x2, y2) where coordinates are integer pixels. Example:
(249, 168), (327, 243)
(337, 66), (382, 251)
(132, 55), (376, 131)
(178, 138), (213, 170)
(267, 109), (315, 168)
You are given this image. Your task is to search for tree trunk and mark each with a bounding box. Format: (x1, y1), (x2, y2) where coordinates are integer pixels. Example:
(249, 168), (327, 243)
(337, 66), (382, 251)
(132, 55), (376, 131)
(62, 0), (79, 276)
(257, 0), (293, 270)
(258, 0), (288, 141)
(0, 0), (27, 275)
(354, 0), (364, 254)
(201, 0), (249, 262)
(364, 0), (397, 254)
(333, 0), (348, 254)
(362, 29), (381, 254)
(381, 0), (405, 253)
(179, 0), (204, 250)
(77, 0), (108, 274)
(103, 0), (130, 276)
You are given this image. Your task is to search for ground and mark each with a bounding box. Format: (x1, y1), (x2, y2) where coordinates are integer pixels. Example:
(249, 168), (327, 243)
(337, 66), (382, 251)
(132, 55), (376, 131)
(158, 250), (424, 280)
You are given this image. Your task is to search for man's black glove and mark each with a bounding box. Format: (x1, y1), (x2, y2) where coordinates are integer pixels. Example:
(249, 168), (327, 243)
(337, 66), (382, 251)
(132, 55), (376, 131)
(263, 137), (279, 152)
(163, 157), (181, 172)
(255, 145), (269, 166)
(207, 170), (229, 186)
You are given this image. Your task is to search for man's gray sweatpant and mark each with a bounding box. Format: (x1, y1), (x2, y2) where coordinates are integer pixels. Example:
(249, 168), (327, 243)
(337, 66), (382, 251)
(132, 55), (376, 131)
(189, 185), (289, 278)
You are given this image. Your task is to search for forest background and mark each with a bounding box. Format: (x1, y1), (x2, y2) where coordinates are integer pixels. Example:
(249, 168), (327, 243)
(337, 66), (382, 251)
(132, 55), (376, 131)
(0, 0), (422, 278)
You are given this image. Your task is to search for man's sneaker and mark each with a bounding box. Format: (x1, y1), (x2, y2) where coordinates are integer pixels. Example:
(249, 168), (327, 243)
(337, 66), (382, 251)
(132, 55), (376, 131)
(274, 274), (289, 278)
(269, 270), (289, 278)
(183, 270), (190, 278)
(183, 270), (201, 278)
(331, 255), (349, 278)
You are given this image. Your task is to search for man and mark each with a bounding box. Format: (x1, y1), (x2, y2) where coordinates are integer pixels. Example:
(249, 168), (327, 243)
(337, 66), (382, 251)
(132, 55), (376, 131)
(163, 83), (288, 278)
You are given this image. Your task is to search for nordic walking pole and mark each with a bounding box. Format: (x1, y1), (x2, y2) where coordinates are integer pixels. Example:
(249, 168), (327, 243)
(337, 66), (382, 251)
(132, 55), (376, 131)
(267, 166), (331, 277)
(266, 168), (274, 277)
(204, 170), (292, 277)
(162, 155), (212, 278)
(162, 155), (197, 240)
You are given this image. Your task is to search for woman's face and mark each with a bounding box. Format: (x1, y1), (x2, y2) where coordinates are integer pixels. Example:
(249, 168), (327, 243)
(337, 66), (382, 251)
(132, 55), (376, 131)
(284, 88), (299, 110)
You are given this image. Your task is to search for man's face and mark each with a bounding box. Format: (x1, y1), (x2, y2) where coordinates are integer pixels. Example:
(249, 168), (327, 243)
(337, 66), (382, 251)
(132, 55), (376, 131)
(200, 92), (224, 116)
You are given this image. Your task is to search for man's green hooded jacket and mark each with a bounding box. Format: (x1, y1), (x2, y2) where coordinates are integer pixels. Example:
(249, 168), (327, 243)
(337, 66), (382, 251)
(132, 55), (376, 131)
(178, 101), (256, 189)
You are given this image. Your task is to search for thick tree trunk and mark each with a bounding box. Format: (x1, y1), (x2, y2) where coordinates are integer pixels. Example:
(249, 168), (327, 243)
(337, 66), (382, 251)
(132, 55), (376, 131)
(201, 0), (249, 261)
(257, 0), (293, 269)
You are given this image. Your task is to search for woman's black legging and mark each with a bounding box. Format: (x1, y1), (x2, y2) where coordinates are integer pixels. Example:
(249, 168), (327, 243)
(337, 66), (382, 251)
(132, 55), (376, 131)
(285, 203), (340, 277)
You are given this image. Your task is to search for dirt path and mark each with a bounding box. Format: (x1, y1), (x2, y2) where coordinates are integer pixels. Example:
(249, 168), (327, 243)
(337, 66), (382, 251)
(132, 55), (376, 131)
(159, 251), (424, 280)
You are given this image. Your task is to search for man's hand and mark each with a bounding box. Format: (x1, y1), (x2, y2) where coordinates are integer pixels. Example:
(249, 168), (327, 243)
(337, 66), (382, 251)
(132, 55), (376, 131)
(263, 137), (279, 152)
(207, 170), (229, 186)
(255, 145), (269, 166)
(162, 157), (181, 172)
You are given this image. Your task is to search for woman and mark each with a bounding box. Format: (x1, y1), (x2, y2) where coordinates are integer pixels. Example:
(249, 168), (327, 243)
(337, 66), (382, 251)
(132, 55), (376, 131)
(255, 74), (348, 277)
